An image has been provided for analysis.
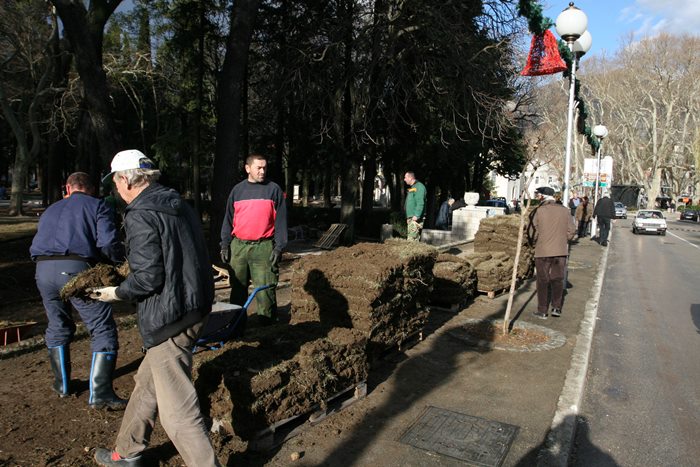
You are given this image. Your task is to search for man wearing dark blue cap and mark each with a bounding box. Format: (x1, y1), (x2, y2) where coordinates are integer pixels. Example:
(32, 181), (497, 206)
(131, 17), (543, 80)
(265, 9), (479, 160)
(531, 186), (576, 319)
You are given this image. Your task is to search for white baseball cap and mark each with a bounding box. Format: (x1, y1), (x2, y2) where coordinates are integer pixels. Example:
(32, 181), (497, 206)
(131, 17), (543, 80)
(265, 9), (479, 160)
(102, 149), (157, 183)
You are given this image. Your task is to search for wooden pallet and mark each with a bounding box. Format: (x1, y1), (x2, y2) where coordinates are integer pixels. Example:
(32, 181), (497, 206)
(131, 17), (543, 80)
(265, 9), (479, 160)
(429, 302), (462, 313)
(314, 223), (347, 249)
(477, 287), (510, 299)
(398, 329), (424, 352)
(370, 328), (424, 363)
(248, 380), (367, 451)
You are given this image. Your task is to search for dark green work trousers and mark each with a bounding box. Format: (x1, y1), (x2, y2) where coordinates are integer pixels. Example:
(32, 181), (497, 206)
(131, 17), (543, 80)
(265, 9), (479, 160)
(228, 238), (278, 318)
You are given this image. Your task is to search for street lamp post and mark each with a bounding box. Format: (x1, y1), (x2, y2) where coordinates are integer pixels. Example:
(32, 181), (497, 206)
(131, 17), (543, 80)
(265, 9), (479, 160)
(556, 3), (589, 206)
(590, 124), (609, 238)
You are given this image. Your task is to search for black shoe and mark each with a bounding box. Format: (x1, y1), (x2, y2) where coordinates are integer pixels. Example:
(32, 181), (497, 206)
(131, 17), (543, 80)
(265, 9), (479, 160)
(551, 308), (562, 317)
(533, 311), (548, 320)
(601, 241), (608, 246)
(94, 448), (143, 466)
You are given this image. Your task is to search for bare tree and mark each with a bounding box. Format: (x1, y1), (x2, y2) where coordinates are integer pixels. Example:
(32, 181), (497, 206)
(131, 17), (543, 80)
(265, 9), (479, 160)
(0, 1), (58, 215)
(582, 34), (700, 203)
(210, 0), (261, 253)
(51, 0), (123, 164)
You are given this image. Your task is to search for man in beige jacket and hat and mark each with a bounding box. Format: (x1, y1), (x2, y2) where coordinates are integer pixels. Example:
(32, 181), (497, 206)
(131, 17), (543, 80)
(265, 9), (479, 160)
(531, 187), (576, 319)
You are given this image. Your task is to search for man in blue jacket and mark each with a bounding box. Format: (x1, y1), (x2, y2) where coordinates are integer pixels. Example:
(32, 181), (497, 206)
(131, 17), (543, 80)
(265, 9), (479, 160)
(30, 172), (126, 409)
(90, 150), (219, 467)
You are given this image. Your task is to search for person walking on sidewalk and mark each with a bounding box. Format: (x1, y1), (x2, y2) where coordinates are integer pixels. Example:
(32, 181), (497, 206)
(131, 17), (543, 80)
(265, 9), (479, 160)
(531, 186), (576, 319)
(220, 153), (287, 325)
(593, 190), (615, 246)
(404, 171), (426, 241)
(30, 172), (126, 409)
(89, 150), (219, 467)
(575, 195), (593, 239)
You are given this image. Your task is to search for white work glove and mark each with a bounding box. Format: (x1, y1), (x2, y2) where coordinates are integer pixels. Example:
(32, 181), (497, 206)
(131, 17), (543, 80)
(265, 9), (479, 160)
(88, 286), (121, 303)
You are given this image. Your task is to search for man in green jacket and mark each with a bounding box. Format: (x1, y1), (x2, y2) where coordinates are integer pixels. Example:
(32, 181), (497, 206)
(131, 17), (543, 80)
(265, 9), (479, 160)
(404, 171), (426, 241)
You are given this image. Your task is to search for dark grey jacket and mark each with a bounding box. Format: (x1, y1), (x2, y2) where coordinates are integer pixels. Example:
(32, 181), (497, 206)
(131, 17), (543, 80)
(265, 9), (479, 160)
(116, 183), (213, 348)
(593, 196), (615, 220)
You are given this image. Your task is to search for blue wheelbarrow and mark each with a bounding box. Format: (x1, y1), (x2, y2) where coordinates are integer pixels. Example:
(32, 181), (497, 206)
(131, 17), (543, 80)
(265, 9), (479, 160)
(193, 284), (274, 353)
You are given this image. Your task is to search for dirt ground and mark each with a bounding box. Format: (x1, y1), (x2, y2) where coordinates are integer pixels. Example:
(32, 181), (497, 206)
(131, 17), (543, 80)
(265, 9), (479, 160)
(0, 217), (548, 467)
(0, 221), (378, 467)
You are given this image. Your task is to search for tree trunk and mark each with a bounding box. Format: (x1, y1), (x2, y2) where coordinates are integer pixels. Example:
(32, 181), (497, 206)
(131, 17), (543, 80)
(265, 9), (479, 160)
(46, 9), (70, 204)
(503, 199), (529, 335)
(190, 0), (206, 217)
(0, 86), (29, 216)
(425, 181), (436, 227)
(51, 0), (123, 165)
(647, 167), (663, 208)
(361, 153), (377, 215)
(338, 0), (358, 242)
(323, 165), (332, 207)
(210, 0), (261, 254)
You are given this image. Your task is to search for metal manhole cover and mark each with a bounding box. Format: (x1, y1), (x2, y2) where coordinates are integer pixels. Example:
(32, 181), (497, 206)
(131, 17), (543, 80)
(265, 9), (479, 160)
(399, 406), (518, 466)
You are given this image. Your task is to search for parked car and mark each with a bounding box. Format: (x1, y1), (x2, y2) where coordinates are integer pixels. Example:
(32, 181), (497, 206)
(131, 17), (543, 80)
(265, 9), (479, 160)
(614, 202), (627, 219)
(632, 209), (667, 235)
(679, 209), (699, 222)
(484, 199), (510, 214)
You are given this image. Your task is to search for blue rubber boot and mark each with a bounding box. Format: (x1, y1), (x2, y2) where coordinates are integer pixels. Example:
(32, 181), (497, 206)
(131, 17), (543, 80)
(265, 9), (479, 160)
(48, 345), (71, 397)
(89, 352), (127, 410)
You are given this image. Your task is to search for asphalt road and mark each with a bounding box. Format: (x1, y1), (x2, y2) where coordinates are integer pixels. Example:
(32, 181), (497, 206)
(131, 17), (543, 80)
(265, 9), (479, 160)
(572, 217), (700, 466)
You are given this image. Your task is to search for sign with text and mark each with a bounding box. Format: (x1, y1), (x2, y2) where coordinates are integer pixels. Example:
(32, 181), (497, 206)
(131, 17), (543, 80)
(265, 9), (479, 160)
(583, 156), (613, 187)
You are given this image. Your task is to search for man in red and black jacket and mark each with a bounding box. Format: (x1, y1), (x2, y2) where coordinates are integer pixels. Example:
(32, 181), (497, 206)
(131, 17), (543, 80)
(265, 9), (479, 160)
(220, 154), (287, 323)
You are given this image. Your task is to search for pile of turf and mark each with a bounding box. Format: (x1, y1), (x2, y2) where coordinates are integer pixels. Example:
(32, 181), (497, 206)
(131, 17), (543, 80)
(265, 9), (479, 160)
(462, 252), (515, 292)
(59, 262), (130, 301)
(473, 215), (534, 280)
(194, 323), (368, 439)
(429, 253), (477, 307)
(289, 239), (437, 355)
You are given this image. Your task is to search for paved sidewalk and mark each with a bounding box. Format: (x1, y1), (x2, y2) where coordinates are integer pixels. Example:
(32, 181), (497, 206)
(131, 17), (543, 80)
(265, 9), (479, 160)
(263, 237), (608, 466)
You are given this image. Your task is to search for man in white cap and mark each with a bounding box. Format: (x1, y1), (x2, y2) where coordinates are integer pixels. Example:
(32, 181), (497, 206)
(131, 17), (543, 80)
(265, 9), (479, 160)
(530, 187), (576, 319)
(89, 149), (219, 466)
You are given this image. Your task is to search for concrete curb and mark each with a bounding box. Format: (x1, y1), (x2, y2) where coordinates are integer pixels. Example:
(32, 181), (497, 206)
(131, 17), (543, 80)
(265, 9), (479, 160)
(538, 236), (610, 466)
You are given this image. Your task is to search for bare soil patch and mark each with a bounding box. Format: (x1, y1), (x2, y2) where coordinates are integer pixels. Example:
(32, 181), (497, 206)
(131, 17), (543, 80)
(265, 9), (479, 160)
(462, 320), (549, 347)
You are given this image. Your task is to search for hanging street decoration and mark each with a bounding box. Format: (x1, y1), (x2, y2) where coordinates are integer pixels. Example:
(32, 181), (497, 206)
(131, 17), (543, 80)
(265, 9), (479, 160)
(517, 0), (599, 153)
(521, 30), (568, 76)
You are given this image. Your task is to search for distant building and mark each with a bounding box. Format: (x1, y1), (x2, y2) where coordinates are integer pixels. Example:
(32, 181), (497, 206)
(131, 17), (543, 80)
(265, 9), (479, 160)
(489, 162), (562, 204)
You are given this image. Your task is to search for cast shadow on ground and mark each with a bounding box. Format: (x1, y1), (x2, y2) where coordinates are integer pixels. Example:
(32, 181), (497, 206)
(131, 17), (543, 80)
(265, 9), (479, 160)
(196, 270), (358, 465)
(690, 304), (700, 334)
(304, 269), (352, 328)
(507, 285), (537, 331)
(212, 268), (540, 465)
(514, 414), (620, 466)
(316, 303), (504, 465)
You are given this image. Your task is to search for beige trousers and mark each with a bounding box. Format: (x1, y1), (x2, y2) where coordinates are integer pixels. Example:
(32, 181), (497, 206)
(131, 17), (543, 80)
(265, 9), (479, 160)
(115, 319), (220, 467)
